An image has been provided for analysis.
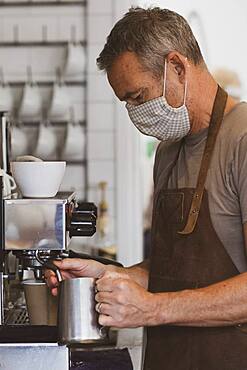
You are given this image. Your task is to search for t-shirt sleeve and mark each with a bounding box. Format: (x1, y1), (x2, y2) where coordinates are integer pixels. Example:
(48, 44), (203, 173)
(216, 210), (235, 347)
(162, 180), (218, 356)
(232, 133), (247, 224)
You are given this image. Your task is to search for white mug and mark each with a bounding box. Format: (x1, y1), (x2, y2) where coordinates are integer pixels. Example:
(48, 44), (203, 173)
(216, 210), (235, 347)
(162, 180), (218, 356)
(11, 125), (28, 159)
(11, 161), (66, 198)
(61, 122), (85, 160)
(18, 83), (42, 119)
(48, 83), (70, 120)
(33, 123), (57, 160)
(0, 169), (17, 199)
(63, 43), (86, 78)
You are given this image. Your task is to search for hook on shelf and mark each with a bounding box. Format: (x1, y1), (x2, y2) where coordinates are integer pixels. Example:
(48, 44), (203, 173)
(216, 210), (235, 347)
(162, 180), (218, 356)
(26, 65), (34, 85)
(70, 25), (77, 45)
(13, 24), (19, 44)
(41, 25), (48, 43)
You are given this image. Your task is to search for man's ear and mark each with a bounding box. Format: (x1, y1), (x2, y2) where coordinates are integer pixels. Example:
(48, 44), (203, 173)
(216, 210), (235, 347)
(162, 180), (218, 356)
(166, 52), (186, 84)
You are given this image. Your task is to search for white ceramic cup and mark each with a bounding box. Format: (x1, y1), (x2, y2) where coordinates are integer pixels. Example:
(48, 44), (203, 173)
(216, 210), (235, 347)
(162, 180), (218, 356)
(18, 83), (42, 119)
(11, 161), (66, 198)
(0, 168), (17, 199)
(63, 43), (86, 78)
(33, 123), (57, 160)
(0, 84), (13, 112)
(62, 122), (85, 160)
(48, 83), (70, 120)
(11, 125), (28, 159)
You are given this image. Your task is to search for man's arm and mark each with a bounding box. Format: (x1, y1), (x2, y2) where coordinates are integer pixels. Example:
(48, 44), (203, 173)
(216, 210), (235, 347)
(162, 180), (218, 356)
(45, 258), (150, 296)
(99, 259), (150, 288)
(126, 259), (150, 289)
(151, 222), (247, 327)
(95, 224), (247, 328)
(154, 270), (247, 327)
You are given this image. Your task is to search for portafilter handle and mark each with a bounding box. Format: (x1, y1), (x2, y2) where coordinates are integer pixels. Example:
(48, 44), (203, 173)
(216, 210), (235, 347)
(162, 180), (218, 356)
(43, 260), (63, 283)
(35, 250), (63, 282)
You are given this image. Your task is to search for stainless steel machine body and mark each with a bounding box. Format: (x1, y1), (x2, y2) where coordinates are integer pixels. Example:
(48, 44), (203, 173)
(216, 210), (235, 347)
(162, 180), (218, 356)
(0, 343), (69, 370)
(0, 112), (97, 369)
(5, 194), (70, 251)
(1, 191), (97, 324)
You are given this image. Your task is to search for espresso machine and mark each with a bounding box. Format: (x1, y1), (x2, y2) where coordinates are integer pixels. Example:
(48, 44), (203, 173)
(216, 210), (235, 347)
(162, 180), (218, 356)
(0, 112), (97, 370)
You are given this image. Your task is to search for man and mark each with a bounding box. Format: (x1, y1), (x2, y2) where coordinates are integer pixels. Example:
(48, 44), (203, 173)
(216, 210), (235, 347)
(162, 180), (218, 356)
(46, 7), (247, 370)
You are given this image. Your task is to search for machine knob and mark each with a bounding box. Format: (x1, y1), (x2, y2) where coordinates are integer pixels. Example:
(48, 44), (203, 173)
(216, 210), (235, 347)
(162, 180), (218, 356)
(68, 202), (97, 237)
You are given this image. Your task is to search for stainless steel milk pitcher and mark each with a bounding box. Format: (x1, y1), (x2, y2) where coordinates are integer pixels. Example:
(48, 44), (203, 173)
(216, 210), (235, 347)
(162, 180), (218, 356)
(58, 277), (107, 344)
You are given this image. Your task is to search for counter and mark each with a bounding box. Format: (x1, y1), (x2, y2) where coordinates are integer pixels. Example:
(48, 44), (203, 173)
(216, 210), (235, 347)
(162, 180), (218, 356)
(71, 347), (133, 370)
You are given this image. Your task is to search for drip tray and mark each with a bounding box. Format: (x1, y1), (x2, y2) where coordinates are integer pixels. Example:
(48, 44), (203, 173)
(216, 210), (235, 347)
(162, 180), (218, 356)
(0, 325), (58, 343)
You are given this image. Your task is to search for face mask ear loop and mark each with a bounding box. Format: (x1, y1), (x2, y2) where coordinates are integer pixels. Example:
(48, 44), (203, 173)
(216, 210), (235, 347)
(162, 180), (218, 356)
(163, 59), (167, 98)
(183, 79), (188, 106)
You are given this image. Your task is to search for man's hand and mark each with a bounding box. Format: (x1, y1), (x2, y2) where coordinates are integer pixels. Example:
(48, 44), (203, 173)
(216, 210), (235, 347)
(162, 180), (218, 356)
(45, 258), (107, 296)
(45, 258), (129, 296)
(45, 257), (157, 328)
(95, 277), (157, 328)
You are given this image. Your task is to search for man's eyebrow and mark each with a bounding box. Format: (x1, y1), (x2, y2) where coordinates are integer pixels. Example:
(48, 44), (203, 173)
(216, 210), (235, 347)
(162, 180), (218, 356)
(120, 89), (141, 101)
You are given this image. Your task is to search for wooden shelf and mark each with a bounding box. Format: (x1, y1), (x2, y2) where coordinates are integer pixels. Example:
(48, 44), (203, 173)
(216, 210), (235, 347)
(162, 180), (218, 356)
(19, 120), (86, 127)
(8, 80), (86, 87)
(65, 159), (87, 165)
(0, 1), (86, 7)
(48, 159), (87, 165)
(0, 40), (86, 47)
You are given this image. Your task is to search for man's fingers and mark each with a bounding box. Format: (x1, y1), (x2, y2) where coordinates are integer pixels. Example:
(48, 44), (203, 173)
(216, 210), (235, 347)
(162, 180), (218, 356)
(96, 277), (129, 293)
(95, 292), (112, 303)
(44, 270), (58, 288)
(99, 314), (114, 327)
(96, 278), (114, 292)
(51, 287), (58, 296)
(60, 271), (75, 279)
(95, 302), (112, 315)
(53, 258), (106, 279)
(53, 258), (84, 271)
(48, 275), (59, 288)
(44, 269), (56, 279)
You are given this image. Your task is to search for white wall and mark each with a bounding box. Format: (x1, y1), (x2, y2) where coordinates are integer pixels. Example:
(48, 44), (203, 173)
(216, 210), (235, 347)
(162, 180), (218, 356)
(113, 0), (143, 266)
(139, 0), (247, 98)
(87, 0), (143, 266)
(86, 0), (116, 246)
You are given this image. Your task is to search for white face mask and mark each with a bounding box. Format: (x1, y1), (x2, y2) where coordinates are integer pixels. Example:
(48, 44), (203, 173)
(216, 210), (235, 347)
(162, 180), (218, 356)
(126, 60), (191, 141)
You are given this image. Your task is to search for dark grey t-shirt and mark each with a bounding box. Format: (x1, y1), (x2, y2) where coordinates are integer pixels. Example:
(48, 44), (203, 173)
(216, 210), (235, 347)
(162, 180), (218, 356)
(153, 102), (247, 272)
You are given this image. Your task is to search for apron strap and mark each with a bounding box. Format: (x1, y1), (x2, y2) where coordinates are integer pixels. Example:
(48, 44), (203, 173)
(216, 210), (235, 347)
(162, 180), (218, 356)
(178, 85), (228, 235)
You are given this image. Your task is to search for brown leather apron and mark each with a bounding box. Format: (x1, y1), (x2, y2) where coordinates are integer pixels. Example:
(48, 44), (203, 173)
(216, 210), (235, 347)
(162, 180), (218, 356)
(144, 86), (247, 370)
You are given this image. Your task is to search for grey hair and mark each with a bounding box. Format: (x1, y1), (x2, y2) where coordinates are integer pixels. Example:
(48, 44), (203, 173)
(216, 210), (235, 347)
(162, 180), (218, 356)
(97, 6), (203, 77)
